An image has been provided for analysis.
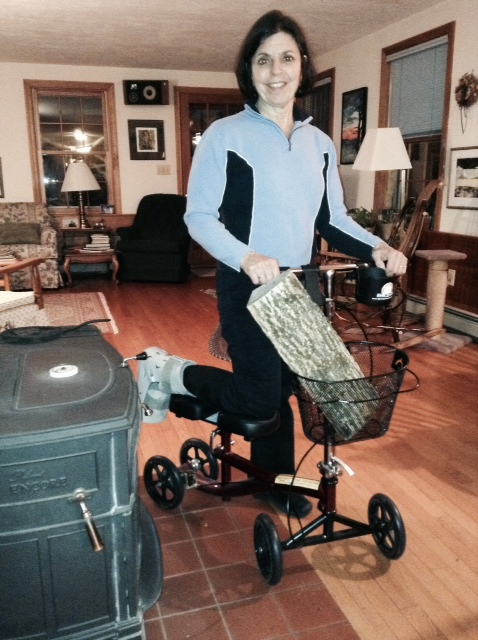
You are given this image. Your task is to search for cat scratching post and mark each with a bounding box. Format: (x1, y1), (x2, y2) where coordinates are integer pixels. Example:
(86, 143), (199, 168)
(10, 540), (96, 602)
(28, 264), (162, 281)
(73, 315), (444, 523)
(415, 249), (467, 331)
(410, 249), (469, 352)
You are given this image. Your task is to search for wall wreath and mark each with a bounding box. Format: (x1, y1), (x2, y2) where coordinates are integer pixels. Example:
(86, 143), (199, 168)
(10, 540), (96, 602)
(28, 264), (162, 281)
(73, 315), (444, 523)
(455, 72), (478, 132)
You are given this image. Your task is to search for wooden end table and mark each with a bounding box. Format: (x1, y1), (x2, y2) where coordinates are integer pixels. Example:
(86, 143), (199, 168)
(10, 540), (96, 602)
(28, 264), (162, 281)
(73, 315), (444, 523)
(0, 257), (45, 308)
(64, 249), (119, 286)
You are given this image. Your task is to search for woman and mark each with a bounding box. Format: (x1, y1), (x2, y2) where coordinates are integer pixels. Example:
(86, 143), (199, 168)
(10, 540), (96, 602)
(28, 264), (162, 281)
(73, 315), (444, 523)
(140, 10), (407, 518)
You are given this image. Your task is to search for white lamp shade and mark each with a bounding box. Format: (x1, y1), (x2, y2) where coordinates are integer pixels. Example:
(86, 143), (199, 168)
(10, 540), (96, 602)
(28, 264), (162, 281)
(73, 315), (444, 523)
(352, 128), (412, 171)
(61, 162), (100, 192)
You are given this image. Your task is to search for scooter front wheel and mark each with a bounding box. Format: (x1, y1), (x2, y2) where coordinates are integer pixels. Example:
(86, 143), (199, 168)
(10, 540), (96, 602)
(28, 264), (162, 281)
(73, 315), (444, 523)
(254, 513), (283, 586)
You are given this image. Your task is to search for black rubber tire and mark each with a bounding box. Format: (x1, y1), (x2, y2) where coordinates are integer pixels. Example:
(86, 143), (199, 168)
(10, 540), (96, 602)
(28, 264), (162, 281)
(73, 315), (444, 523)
(368, 493), (406, 559)
(179, 438), (219, 480)
(144, 455), (185, 510)
(254, 513), (283, 586)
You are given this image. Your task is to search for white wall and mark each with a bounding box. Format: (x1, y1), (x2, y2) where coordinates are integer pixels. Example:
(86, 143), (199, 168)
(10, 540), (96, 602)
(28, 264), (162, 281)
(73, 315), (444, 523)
(316, 0), (478, 237)
(1, 0), (476, 233)
(0, 63), (237, 213)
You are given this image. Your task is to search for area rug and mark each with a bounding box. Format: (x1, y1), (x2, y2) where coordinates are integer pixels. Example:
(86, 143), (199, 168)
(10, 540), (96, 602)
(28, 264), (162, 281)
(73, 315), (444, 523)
(43, 292), (118, 334)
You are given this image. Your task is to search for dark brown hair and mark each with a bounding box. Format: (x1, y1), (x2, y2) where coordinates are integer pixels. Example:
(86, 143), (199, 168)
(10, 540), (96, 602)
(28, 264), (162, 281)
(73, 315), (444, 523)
(235, 10), (316, 101)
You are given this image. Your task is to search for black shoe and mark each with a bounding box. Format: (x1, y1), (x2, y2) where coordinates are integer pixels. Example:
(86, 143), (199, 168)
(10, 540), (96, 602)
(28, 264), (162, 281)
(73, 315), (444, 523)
(256, 491), (312, 519)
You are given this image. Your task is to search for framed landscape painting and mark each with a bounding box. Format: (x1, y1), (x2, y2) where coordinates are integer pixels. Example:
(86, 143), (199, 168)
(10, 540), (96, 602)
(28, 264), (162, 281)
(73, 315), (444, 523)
(340, 87), (367, 165)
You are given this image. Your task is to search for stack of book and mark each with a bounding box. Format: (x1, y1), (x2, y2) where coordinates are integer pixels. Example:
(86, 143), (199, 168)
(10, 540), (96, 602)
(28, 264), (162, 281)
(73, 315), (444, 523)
(0, 252), (18, 264)
(80, 233), (114, 253)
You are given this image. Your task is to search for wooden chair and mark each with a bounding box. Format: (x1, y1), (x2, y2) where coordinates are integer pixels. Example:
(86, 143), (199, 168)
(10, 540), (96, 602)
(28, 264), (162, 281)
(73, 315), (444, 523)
(382, 180), (442, 332)
(317, 179), (443, 338)
(389, 179), (441, 257)
(0, 257), (45, 308)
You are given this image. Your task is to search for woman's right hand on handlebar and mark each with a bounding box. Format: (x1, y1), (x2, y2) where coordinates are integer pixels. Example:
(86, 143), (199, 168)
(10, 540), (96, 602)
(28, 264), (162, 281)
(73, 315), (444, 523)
(372, 242), (407, 277)
(240, 251), (280, 286)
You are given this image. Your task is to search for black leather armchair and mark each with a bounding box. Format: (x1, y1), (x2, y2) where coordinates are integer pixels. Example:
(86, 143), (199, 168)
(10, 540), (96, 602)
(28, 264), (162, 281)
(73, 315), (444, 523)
(116, 194), (191, 283)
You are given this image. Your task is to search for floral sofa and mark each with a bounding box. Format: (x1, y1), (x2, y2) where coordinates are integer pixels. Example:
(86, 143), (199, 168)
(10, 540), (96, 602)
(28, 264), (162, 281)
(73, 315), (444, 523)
(0, 202), (61, 289)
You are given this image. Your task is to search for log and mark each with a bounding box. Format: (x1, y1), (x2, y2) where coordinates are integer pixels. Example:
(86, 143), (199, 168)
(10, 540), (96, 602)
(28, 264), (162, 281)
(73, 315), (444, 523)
(247, 270), (378, 439)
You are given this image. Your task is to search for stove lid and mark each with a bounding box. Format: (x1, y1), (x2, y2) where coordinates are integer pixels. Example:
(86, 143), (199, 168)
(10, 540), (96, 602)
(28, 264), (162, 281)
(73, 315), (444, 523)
(0, 327), (137, 440)
(17, 347), (111, 409)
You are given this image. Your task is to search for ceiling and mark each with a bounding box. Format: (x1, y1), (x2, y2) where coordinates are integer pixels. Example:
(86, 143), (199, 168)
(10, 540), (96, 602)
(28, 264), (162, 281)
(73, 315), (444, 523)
(0, 0), (444, 73)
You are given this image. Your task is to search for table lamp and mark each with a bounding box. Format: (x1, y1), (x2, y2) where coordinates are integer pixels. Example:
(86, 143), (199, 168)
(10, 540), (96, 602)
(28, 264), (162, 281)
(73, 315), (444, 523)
(61, 161), (100, 229)
(352, 127), (412, 211)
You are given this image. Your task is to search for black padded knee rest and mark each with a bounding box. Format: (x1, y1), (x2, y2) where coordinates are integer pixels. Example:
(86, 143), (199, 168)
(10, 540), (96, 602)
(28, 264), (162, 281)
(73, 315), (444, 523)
(169, 394), (279, 441)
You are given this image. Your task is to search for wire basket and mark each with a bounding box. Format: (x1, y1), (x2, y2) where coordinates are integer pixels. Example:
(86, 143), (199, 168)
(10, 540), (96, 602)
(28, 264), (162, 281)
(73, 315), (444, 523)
(294, 342), (409, 445)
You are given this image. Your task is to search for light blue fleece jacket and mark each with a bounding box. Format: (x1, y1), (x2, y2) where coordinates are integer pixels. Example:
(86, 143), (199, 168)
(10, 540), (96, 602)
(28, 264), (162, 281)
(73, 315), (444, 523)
(184, 103), (381, 271)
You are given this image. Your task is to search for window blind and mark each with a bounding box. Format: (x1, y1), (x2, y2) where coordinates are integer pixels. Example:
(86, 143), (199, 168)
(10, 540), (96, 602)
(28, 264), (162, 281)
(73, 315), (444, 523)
(388, 37), (448, 137)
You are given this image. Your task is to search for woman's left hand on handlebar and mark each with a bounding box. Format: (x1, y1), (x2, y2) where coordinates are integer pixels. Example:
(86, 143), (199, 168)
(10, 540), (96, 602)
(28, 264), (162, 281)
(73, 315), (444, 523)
(372, 242), (408, 277)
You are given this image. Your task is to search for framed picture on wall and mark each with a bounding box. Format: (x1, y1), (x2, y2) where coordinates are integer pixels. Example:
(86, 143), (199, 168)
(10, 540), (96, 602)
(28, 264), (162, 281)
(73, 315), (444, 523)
(447, 147), (478, 209)
(340, 87), (367, 165)
(128, 119), (165, 160)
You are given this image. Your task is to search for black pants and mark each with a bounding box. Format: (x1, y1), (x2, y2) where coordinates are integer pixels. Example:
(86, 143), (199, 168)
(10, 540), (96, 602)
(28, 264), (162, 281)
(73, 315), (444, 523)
(183, 265), (296, 474)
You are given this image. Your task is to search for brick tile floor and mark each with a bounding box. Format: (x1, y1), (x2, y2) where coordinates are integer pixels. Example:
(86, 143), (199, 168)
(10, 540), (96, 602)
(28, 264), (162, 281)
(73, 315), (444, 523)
(140, 482), (360, 640)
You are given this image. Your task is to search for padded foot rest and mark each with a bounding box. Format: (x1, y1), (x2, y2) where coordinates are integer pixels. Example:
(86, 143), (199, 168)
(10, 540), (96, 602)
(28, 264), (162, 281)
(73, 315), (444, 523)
(169, 394), (279, 440)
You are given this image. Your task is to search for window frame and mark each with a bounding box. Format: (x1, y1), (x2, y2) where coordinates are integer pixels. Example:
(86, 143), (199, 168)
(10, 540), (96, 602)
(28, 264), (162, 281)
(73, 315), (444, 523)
(302, 68), (335, 137)
(375, 22), (455, 227)
(24, 80), (121, 213)
(174, 86), (243, 195)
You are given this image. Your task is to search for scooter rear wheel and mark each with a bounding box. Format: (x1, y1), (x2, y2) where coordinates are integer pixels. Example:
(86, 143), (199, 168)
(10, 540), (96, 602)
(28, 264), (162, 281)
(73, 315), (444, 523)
(144, 455), (185, 510)
(179, 438), (219, 480)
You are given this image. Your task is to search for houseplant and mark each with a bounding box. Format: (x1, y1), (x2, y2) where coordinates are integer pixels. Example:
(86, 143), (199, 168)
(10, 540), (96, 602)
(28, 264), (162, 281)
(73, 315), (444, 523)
(377, 209), (400, 241)
(348, 207), (375, 231)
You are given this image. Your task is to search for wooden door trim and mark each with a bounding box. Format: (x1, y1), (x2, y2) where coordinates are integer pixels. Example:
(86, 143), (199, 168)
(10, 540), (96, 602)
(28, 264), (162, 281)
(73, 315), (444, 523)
(174, 86), (242, 194)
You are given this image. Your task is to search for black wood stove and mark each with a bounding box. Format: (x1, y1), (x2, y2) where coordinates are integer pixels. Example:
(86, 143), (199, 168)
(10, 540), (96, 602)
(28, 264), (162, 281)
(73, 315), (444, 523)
(0, 325), (162, 640)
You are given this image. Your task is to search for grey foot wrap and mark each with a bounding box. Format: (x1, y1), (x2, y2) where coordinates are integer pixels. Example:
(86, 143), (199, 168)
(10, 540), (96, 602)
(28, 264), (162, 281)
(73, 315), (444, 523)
(138, 347), (196, 424)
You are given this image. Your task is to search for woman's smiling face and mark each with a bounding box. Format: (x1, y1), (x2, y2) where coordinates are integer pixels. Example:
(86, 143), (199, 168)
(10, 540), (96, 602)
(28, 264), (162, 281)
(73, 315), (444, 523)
(251, 31), (302, 114)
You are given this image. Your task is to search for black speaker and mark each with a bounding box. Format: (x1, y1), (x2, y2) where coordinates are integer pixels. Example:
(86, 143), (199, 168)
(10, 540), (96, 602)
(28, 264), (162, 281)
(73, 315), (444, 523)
(123, 80), (169, 105)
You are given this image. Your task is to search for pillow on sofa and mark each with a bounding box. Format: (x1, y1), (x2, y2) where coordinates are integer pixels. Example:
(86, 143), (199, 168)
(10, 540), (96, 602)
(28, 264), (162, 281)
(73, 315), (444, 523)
(0, 222), (41, 244)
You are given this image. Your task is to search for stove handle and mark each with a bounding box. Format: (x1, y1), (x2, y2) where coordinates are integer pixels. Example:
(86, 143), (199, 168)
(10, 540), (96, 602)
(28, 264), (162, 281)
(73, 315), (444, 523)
(73, 490), (105, 552)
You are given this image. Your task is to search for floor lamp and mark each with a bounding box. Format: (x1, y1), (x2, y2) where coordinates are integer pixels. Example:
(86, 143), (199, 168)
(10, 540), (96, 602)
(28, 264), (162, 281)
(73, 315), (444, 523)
(61, 162), (100, 229)
(352, 127), (412, 212)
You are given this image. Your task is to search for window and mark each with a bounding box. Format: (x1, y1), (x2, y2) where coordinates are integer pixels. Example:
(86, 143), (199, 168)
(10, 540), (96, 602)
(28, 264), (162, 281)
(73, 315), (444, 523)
(388, 38), (448, 139)
(24, 80), (121, 212)
(404, 136), (441, 210)
(376, 23), (455, 225)
(388, 37), (448, 215)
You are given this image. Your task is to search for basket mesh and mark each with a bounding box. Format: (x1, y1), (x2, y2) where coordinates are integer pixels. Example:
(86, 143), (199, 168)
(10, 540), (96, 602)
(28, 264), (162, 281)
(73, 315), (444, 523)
(294, 342), (408, 444)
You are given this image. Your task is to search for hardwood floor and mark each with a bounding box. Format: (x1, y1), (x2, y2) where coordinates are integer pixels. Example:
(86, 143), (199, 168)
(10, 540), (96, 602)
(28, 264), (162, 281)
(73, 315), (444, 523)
(53, 274), (478, 640)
